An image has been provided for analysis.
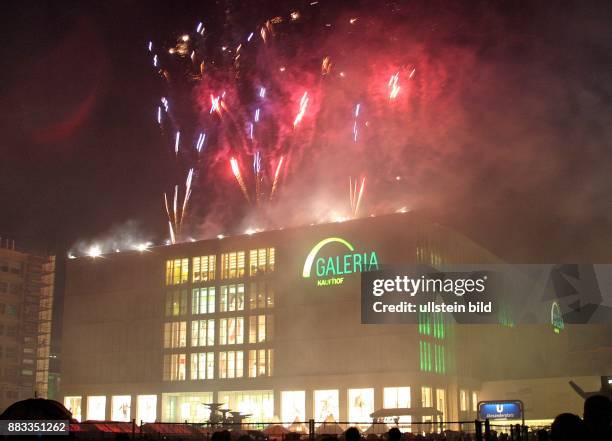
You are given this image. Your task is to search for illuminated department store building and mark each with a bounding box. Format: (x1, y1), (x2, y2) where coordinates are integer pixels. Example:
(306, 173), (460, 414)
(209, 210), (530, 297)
(60, 213), (503, 424)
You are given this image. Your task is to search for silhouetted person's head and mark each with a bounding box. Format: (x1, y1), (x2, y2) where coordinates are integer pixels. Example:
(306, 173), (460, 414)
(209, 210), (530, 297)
(584, 395), (612, 425)
(344, 427), (360, 441)
(550, 413), (585, 441)
(583, 395), (612, 439)
(388, 427), (401, 441)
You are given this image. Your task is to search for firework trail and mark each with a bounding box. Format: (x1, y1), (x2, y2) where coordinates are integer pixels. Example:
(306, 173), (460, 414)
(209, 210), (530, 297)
(230, 157), (251, 203)
(293, 92), (309, 128)
(349, 176), (367, 217)
(269, 156), (284, 201)
(253, 151), (263, 204)
(388, 72), (400, 100)
(174, 131), (181, 154)
(353, 104), (361, 142)
(179, 168), (194, 230)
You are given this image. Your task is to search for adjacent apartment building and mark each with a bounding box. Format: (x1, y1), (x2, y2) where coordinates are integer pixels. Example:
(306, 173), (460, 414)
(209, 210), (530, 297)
(0, 238), (55, 411)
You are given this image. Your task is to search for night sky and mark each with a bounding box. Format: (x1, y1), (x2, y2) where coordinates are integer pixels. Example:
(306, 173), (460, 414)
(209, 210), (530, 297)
(1, 0), (611, 263)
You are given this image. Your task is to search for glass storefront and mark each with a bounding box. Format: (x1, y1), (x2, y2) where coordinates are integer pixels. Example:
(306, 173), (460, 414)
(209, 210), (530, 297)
(281, 391), (305, 425)
(347, 388), (374, 425)
(314, 390), (339, 422)
(87, 396), (106, 420)
(63, 396), (82, 422)
(218, 390), (274, 422)
(162, 392), (213, 423)
(137, 395), (157, 423)
(111, 395), (131, 422)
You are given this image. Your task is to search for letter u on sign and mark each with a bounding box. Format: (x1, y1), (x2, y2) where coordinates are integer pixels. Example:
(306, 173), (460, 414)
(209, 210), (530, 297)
(496, 404), (504, 413)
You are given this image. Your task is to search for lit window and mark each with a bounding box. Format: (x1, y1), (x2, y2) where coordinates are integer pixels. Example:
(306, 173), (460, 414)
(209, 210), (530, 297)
(384, 387), (410, 408)
(164, 322), (187, 348)
(472, 392), (479, 412)
(248, 315), (273, 343)
(249, 281), (274, 309)
(111, 395), (131, 422)
(192, 287), (215, 314)
(459, 390), (468, 412)
(217, 391), (273, 423)
(163, 354), (186, 381)
(436, 389), (446, 421)
(161, 392), (213, 423)
(192, 255), (216, 282)
(64, 396), (82, 422)
(220, 284), (245, 312)
(421, 387), (433, 408)
(348, 389), (374, 426)
(418, 311), (431, 335)
(434, 344), (446, 373)
(249, 248), (275, 276)
(191, 320), (215, 347)
(165, 290), (187, 316)
(220, 251), (245, 279)
(190, 352), (214, 380)
(87, 396), (106, 420)
(432, 311), (445, 339)
(219, 317), (244, 345)
(419, 341), (432, 372)
(165, 258), (189, 285)
(314, 390), (339, 422)
(136, 395), (157, 423)
(281, 391), (305, 425)
(218, 351), (243, 378)
(248, 349), (273, 378)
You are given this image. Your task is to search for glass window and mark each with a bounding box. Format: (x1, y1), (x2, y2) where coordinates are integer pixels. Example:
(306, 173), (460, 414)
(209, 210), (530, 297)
(218, 390), (273, 423)
(314, 390), (339, 423)
(165, 290), (187, 316)
(136, 395), (157, 424)
(421, 387), (433, 408)
(348, 388), (374, 426)
(193, 255), (216, 282)
(164, 322), (187, 348)
(249, 281), (274, 309)
(192, 287), (215, 314)
(165, 258), (189, 285)
(87, 396), (106, 420)
(191, 320), (215, 347)
(218, 351), (244, 379)
(384, 387), (410, 408)
(162, 392), (212, 423)
(249, 248), (275, 276)
(419, 341), (432, 372)
(249, 314), (273, 343)
(163, 354), (186, 381)
(111, 395), (132, 422)
(281, 391), (305, 426)
(436, 389), (446, 422)
(219, 317), (244, 345)
(459, 390), (468, 411)
(190, 352), (214, 380)
(64, 396), (82, 422)
(248, 349), (273, 378)
(220, 251), (245, 279)
(220, 284), (245, 312)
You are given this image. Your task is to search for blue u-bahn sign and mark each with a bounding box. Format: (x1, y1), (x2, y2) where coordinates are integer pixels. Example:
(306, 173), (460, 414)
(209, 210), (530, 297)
(478, 400), (524, 421)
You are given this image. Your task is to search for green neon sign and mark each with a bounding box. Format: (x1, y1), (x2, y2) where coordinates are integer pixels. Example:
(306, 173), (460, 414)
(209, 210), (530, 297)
(303, 236), (379, 286)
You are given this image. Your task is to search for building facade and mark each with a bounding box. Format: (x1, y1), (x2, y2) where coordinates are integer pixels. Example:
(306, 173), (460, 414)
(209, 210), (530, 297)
(60, 213), (502, 425)
(0, 238), (55, 411)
